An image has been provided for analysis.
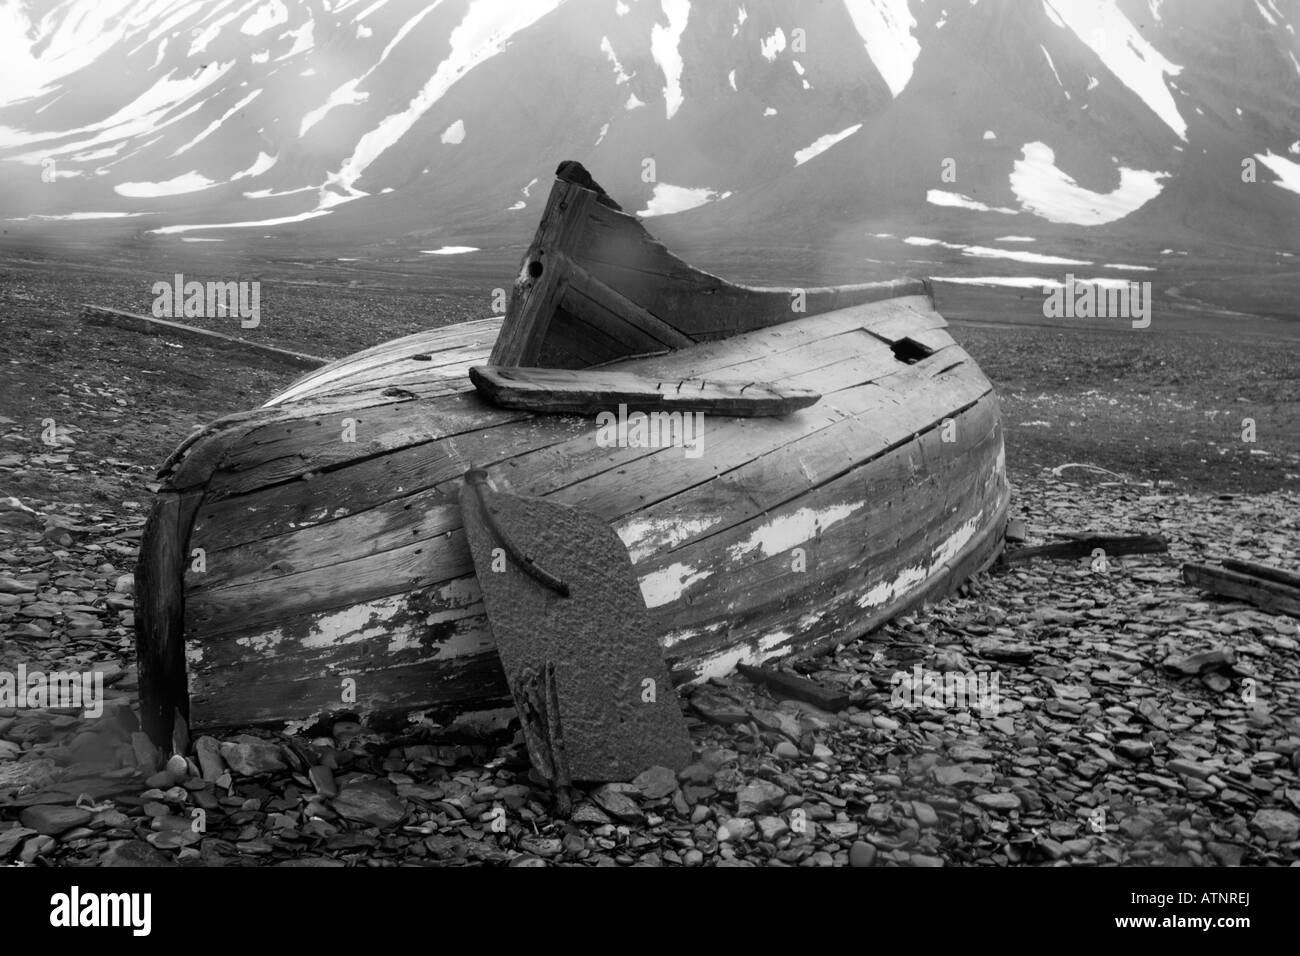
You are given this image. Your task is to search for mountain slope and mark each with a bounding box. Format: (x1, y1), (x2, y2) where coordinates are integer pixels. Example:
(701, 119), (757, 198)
(1, 0), (1297, 278)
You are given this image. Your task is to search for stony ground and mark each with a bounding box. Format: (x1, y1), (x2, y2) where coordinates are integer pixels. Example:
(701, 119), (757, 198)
(1, 253), (1298, 866)
(1, 472), (1297, 867)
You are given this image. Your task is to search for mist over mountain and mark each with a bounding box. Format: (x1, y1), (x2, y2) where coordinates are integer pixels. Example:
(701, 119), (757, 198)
(1, 0), (1298, 290)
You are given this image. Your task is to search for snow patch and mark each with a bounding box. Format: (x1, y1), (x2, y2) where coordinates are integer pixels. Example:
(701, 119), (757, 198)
(926, 189), (1017, 214)
(241, 0), (289, 36)
(441, 119), (466, 144)
(423, 246), (480, 255)
(232, 151), (277, 180)
(843, 0), (921, 97)
(601, 37), (634, 84)
(983, 130), (996, 140)
(115, 172), (217, 197)
(793, 123), (862, 165)
(638, 183), (731, 217)
(1256, 151), (1300, 195)
(760, 28), (786, 61)
(651, 0), (691, 119)
(1041, 0), (1186, 139)
(1010, 141), (1166, 225)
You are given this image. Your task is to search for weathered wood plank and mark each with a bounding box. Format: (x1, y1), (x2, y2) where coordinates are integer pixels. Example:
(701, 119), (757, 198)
(190, 416), (590, 553)
(561, 263), (695, 350)
(1002, 533), (1168, 564)
(205, 392), (528, 498)
(468, 365), (822, 417)
(135, 489), (203, 745)
(268, 319), (501, 405)
(735, 663), (852, 711)
(1220, 559), (1300, 591)
(1182, 563), (1300, 617)
(489, 179), (599, 366)
(83, 304), (329, 369)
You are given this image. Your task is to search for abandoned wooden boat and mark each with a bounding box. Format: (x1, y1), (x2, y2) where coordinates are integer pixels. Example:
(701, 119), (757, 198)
(135, 165), (1010, 743)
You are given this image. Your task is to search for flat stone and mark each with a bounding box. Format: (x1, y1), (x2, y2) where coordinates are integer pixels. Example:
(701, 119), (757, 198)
(19, 835), (55, 863)
(193, 736), (225, 781)
(100, 840), (175, 867)
(631, 765), (678, 800)
(0, 827), (37, 858)
(517, 835), (563, 858)
(219, 738), (286, 775)
(18, 805), (92, 836)
(933, 764), (995, 786)
(331, 782), (407, 829)
(973, 793), (1022, 812)
(690, 689), (748, 725)
(736, 779), (786, 816)
(1116, 739), (1153, 760)
(822, 821), (860, 841)
(849, 841), (876, 867)
(717, 817), (755, 842)
(913, 802), (939, 827)
(1207, 841), (1246, 867)
(309, 765), (337, 797)
(0, 758), (59, 791)
(751, 708), (802, 740)
(1250, 809), (1299, 842)
(773, 740), (800, 760)
(571, 802), (611, 826)
(1167, 758), (1214, 780)
(757, 815), (789, 841)
(591, 784), (645, 823)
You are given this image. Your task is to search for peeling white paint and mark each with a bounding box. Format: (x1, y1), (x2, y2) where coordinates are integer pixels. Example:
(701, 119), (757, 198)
(640, 561), (712, 608)
(694, 639), (793, 680)
(726, 501), (865, 561)
(616, 514), (718, 562)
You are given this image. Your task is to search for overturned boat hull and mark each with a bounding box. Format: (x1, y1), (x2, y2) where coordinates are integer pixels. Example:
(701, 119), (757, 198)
(136, 171), (1009, 741)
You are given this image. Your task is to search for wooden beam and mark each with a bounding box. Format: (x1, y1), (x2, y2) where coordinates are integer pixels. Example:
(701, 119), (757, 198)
(1220, 559), (1300, 592)
(82, 304), (328, 369)
(1182, 563), (1300, 617)
(468, 365), (822, 417)
(135, 489), (203, 747)
(1001, 533), (1168, 565)
(488, 180), (597, 367)
(736, 663), (850, 711)
(561, 263), (695, 350)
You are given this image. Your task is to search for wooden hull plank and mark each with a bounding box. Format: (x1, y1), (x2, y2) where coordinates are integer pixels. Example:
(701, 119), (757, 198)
(468, 365), (822, 417)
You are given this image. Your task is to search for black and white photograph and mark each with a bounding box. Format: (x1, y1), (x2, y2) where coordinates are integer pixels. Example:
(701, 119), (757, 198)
(0, 0), (1296, 922)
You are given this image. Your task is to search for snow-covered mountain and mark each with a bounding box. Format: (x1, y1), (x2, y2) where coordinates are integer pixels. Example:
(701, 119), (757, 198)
(1, 0), (1298, 264)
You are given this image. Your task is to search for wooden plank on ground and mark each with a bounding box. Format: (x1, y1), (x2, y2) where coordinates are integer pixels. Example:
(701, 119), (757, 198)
(1182, 563), (1300, 617)
(468, 365), (821, 417)
(736, 663), (850, 711)
(1220, 559), (1300, 592)
(83, 304), (328, 369)
(1002, 534), (1168, 564)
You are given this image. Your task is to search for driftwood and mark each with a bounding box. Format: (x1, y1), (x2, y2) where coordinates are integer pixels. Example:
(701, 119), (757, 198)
(1219, 559), (1300, 592)
(468, 365), (822, 417)
(1182, 563), (1300, 618)
(82, 304), (328, 369)
(1001, 533), (1168, 565)
(736, 663), (850, 711)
